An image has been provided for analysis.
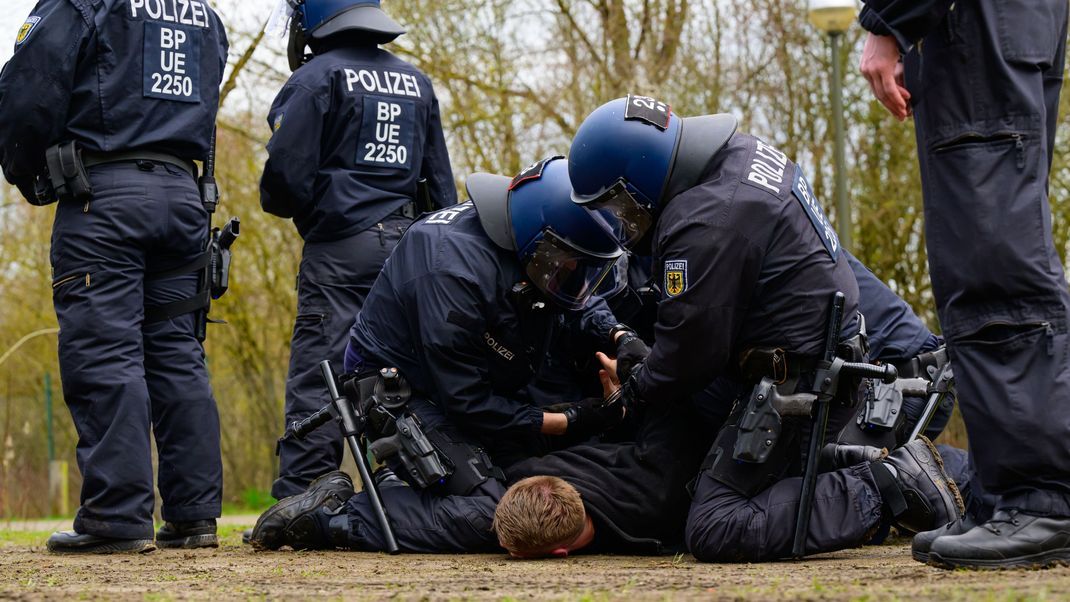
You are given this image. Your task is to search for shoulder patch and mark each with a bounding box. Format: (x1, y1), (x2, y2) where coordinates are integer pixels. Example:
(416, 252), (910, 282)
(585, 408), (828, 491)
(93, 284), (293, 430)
(509, 155), (563, 191)
(741, 138), (789, 196)
(664, 260), (688, 298)
(272, 113), (284, 132)
(791, 165), (840, 259)
(425, 201), (474, 226)
(15, 16), (42, 48)
(625, 94), (672, 130)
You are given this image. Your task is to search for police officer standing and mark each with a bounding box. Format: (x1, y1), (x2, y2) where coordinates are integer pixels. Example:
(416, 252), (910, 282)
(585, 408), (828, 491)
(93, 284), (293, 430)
(0, 0), (229, 553)
(859, 0), (1070, 569)
(262, 0), (457, 500)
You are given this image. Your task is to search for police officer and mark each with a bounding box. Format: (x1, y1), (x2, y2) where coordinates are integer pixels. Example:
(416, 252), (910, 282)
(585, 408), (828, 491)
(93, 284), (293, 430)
(567, 97), (963, 561)
(248, 157), (630, 550)
(858, 0), (1070, 569)
(0, 0), (229, 553)
(261, 0), (457, 500)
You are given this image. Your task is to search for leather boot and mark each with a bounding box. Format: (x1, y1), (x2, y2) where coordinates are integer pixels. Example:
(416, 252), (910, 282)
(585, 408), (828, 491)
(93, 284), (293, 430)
(929, 509), (1070, 570)
(47, 530), (155, 555)
(911, 515), (976, 563)
(249, 470), (355, 551)
(869, 437), (964, 534)
(156, 519), (218, 549)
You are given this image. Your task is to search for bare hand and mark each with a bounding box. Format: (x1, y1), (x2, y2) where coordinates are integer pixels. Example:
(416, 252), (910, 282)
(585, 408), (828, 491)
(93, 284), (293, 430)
(859, 33), (911, 121)
(596, 352), (619, 393)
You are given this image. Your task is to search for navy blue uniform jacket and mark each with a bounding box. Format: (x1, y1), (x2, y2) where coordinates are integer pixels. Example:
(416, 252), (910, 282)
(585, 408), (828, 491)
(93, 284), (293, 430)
(0, 0), (229, 201)
(859, 0), (954, 50)
(260, 45), (456, 243)
(347, 202), (616, 440)
(637, 133), (860, 404)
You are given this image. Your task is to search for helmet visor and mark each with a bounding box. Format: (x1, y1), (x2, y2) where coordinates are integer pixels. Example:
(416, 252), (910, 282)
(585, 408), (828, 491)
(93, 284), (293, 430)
(526, 230), (624, 311)
(581, 179), (654, 249)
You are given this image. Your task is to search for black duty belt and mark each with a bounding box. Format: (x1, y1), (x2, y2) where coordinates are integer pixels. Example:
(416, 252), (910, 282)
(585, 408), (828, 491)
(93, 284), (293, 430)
(83, 150), (197, 179)
(738, 347), (820, 384)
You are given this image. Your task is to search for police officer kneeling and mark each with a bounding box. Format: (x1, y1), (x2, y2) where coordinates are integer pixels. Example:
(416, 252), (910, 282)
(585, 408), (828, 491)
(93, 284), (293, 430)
(568, 97), (964, 561)
(249, 157), (629, 550)
(0, 0), (229, 552)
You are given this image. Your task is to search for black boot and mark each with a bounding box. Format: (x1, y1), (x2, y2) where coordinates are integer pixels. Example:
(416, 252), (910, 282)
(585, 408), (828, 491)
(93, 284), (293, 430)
(869, 437), (964, 534)
(249, 470), (355, 551)
(911, 515), (976, 563)
(46, 531), (155, 555)
(241, 528), (253, 545)
(928, 509), (1070, 570)
(156, 519), (218, 549)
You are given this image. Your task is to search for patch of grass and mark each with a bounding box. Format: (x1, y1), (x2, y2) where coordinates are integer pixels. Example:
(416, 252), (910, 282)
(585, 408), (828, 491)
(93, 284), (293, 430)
(221, 489), (275, 515)
(0, 530), (51, 547)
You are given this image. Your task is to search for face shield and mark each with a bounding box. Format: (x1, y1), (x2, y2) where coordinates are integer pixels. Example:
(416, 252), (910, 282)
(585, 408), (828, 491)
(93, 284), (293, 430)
(524, 230), (625, 311)
(576, 179), (654, 250)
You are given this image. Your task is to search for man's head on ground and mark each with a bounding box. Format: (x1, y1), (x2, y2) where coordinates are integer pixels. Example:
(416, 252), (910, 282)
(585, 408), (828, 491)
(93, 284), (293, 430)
(493, 476), (595, 559)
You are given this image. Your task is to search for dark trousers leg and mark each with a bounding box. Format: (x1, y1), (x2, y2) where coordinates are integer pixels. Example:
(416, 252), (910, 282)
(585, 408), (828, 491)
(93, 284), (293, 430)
(273, 214), (409, 499)
(143, 171), (222, 523)
(335, 479), (505, 553)
(908, 0), (1070, 516)
(685, 464), (883, 562)
(52, 163), (215, 539)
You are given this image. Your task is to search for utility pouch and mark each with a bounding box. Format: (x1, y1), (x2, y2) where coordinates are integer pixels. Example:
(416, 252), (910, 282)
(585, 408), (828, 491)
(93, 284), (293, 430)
(44, 142), (92, 203)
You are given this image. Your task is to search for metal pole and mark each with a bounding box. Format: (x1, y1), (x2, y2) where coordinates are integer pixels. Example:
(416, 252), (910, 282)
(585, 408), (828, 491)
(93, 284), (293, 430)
(830, 31), (851, 251)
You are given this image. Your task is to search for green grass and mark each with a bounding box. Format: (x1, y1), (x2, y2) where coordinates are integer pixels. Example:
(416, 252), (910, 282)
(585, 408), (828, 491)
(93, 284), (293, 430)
(0, 522), (255, 549)
(0, 530), (51, 547)
(220, 488), (275, 515)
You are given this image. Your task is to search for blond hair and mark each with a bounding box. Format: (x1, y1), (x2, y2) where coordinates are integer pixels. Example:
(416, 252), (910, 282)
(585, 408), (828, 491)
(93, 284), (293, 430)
(493, 476), (586, 557)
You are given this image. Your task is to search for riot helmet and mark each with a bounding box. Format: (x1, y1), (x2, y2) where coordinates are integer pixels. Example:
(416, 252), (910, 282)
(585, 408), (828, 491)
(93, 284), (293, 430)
(568, 95), (738, 249)
(467, 157), (627, 311)
(278, 0), (406, 71)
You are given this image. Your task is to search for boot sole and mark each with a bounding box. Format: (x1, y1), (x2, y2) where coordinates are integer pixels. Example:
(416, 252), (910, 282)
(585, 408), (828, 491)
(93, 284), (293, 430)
(912, 549), (930, 564)
(914, 436), (967, 517)
(929, 549), (1070, 570)
(156, 534), (219, 549)
(47, 539), (156, 555)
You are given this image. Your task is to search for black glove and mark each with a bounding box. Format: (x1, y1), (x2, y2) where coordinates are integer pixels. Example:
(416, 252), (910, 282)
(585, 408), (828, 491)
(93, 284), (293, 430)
(559, 397), (625, 438)
(615, 330), (650, 383)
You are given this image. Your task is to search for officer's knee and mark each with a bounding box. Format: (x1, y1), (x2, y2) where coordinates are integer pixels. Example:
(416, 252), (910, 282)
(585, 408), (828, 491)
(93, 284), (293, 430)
(685, 495), (764, 563)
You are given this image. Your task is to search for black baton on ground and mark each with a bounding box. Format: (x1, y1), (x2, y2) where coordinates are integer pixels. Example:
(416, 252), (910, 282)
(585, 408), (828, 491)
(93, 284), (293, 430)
(320, 361), (400, 554)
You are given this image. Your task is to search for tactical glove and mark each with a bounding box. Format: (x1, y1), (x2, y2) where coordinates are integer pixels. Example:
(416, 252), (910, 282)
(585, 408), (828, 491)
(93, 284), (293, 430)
(560, 397), (625, 438)
(614, 329), (650, 384)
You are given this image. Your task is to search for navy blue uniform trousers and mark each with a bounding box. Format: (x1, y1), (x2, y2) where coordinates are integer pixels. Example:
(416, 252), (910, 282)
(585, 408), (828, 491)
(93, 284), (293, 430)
(907, 0), (1070, 516)
(51, 162), (222, 539)
(272, 213), (410, 499)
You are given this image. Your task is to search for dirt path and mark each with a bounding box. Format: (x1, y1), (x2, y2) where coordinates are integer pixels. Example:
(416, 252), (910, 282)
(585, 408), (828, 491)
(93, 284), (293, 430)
(3, 532), (1069, 601)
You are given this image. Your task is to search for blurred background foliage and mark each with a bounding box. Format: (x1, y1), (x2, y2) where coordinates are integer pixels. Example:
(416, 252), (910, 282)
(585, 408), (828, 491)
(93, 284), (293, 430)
(3, 0), (1069, 517)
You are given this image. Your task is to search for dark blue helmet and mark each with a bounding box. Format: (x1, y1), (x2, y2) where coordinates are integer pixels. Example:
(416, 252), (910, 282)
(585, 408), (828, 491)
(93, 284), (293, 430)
(569, 95), (738, 249)
(467, 157), (626, 310)
(286, 0), (404, 70)
(297, 0), (404, 40)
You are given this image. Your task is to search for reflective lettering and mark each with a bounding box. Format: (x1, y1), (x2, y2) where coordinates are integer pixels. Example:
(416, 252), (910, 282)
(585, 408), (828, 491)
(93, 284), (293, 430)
(130, 0), (210, 29)
(348, 69), (423, 98)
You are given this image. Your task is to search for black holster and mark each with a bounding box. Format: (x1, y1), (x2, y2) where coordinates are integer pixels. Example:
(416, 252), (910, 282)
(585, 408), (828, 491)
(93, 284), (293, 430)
(43, 142), (92, 204)
(358, 368), (502, 496)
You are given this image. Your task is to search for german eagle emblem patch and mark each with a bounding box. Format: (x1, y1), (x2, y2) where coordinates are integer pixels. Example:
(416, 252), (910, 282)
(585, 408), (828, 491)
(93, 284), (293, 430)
(15, 16), (41, 48)
(664, 260), (688, 298)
